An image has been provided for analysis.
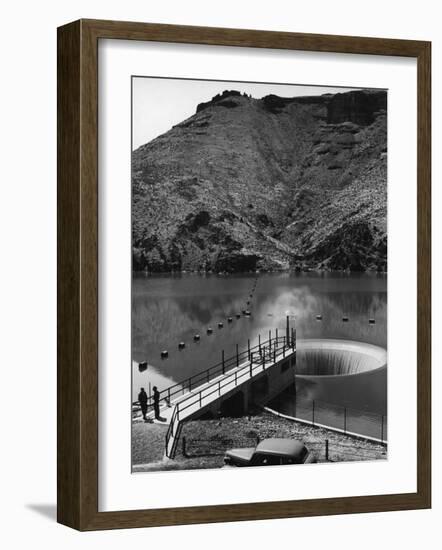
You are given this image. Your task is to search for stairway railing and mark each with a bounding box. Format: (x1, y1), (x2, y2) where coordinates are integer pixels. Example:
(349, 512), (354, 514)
(164, 336), (295, 458)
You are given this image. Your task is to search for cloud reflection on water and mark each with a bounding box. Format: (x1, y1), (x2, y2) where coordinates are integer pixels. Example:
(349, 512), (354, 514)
(132, 273), (387, 402)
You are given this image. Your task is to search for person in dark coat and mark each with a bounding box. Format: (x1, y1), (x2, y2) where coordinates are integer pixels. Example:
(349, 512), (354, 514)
(138, 387), (148, 421)
(153, 386), (161, 420)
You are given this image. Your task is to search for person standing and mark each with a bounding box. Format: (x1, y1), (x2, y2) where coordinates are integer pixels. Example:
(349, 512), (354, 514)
(153, 386), (161, 420)
(138, 387), (148, 421)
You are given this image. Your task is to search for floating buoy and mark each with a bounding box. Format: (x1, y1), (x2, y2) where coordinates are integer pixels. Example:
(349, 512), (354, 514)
(218, 322), (224, 328)
(178, 342), (185, 349)
(193, 334), (200, 341)
(138, 361), (148, 372)
(228, 317), (233, 323)
(369, 318), (376, 324)
(342, 317), (349, 322)
(207, 327), (213, 334)
(267, 313), (273, 317)
(161, 350), (169, 358)
(316, 315), (322, 321)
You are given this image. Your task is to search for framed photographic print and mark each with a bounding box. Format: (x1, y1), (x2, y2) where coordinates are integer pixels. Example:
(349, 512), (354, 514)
(57, 19), (431, 530)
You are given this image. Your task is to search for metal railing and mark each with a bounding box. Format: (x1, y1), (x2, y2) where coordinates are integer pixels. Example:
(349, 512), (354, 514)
(165, 335), (296, 457)
(133, 329), (296, 413)
(181, 436), (384, 463)
(269, 395), (387, 444)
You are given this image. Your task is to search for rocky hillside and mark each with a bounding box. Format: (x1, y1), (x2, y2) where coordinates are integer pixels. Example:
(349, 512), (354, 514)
(132, 89), (387, 272)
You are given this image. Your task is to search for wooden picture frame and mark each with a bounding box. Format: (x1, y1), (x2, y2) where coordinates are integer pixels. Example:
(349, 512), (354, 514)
(57, 19), (431, 531)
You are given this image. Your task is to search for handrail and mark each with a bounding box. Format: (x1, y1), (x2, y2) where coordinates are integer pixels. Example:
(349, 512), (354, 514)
(176, 340), (291, 416)
(164, 338), (295, 457)
(134, 335), (294, 411)
(263, 396), (387, 443)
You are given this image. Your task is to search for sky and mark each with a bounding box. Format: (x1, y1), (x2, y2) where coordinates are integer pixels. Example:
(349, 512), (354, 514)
(132, 77), (362, 150)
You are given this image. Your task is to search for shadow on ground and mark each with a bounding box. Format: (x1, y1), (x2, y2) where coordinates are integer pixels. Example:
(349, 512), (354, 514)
(26, 504), (57, 521)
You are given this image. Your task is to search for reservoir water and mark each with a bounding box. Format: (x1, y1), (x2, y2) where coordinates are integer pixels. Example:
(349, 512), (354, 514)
(132, 272), (387, 428)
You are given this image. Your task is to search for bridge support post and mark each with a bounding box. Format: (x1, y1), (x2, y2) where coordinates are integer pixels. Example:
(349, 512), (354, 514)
(243, 387), (250, 414)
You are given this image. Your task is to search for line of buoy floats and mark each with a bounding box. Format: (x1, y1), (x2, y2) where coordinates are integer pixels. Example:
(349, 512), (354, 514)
(316, 315), (376, 324)
(160, 308), (252, 358)
(158, 274), (259, 359)
(157, 271), (376, 359)
(159, 314), (377, 358)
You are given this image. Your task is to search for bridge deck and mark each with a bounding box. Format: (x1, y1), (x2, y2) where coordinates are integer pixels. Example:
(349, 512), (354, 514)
(164, 343), (295, 457)
(144, 368), (233, 426)
(144, 344), (294, 427)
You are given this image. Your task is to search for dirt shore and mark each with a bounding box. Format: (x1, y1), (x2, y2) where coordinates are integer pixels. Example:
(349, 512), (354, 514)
(132, 411), (387, 472)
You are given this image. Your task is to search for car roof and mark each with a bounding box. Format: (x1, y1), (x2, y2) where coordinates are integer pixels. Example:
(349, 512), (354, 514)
(255, 438), (306, 456)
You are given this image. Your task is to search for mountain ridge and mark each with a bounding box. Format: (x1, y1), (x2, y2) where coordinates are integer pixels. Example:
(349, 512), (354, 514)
(132, 88), (387, 273)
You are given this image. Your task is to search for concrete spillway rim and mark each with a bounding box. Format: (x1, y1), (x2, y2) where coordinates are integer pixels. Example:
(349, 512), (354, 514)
(295, 338), (387, 379)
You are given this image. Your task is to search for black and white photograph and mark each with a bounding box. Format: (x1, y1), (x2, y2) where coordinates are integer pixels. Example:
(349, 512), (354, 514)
(2, 0), (436, 543)
(131, 77), (388, 472)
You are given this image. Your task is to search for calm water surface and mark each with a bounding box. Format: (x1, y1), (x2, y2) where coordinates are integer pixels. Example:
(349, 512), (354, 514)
(132, 272), (387, 417)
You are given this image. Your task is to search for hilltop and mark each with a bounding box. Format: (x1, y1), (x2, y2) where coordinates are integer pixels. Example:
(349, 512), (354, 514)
(132, 88), (387, 272)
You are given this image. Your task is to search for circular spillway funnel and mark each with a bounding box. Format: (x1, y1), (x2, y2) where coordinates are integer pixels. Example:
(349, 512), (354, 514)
(295, 339), (387, 378)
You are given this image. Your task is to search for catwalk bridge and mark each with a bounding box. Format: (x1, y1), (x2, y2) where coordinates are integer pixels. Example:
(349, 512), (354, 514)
(134, 330), (297, 458)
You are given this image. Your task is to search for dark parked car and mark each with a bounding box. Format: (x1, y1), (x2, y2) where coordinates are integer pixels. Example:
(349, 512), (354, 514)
(223, 438), (316, 467)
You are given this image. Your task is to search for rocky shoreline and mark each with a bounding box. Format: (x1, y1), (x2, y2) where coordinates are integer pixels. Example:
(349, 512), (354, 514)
(132, 411), (387, 472)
